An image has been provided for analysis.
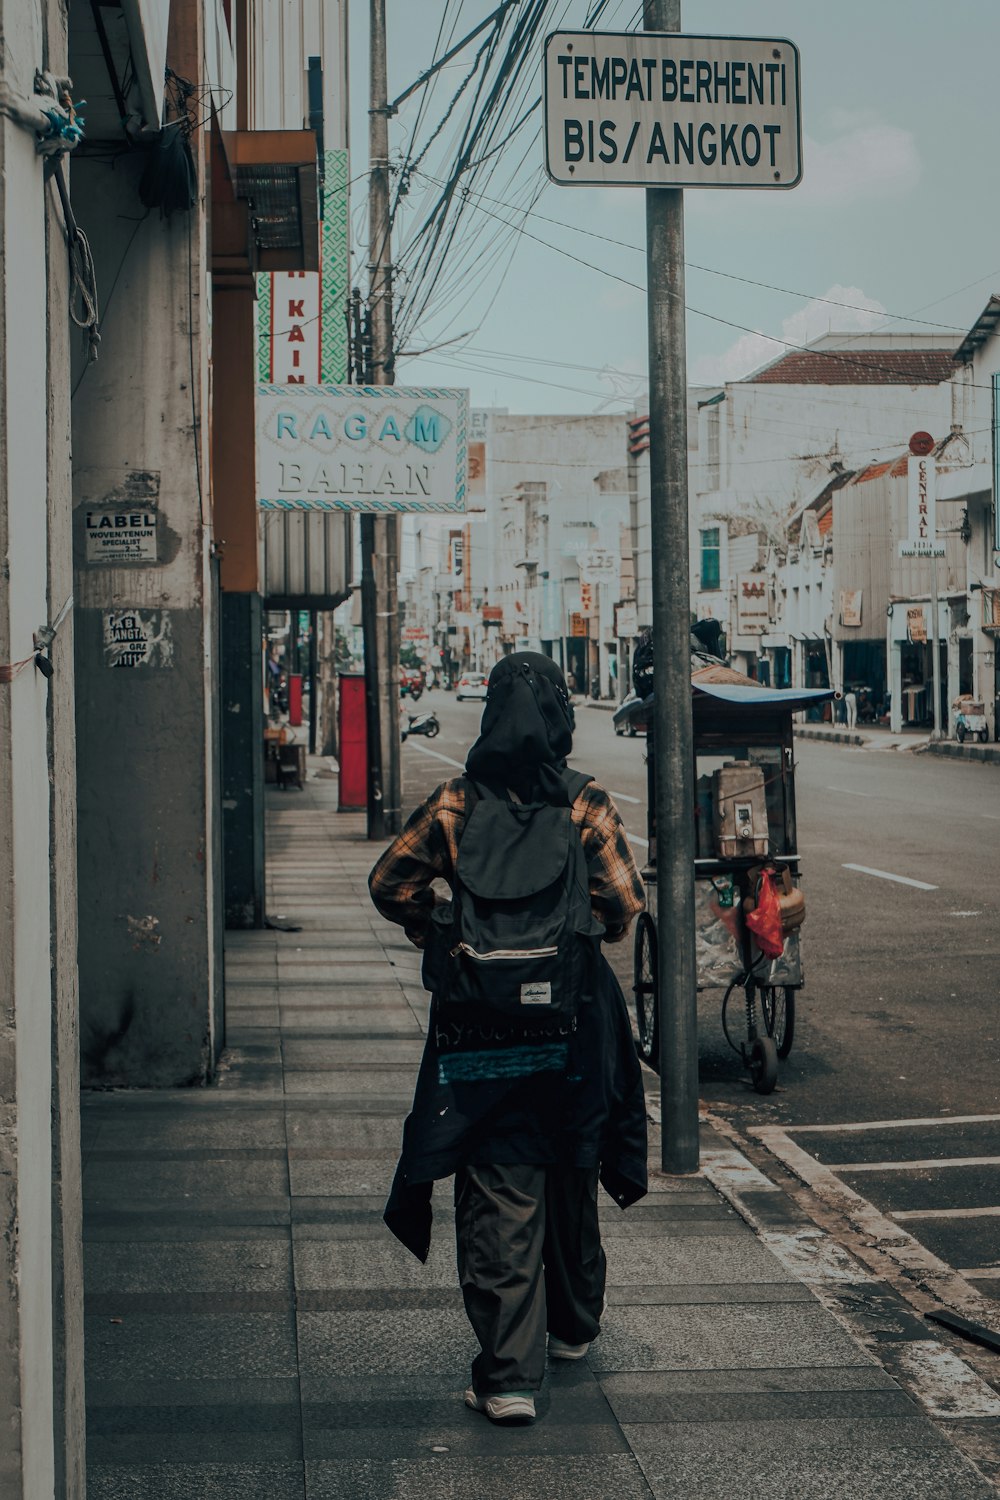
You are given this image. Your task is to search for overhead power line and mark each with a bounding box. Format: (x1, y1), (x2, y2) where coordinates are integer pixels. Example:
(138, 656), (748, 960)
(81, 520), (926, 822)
(415, 172), (970, 336)
(418, 181), (1000, 394)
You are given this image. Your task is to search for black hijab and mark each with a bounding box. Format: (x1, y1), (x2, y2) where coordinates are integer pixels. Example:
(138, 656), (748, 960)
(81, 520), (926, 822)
(465, 651), (575, 805)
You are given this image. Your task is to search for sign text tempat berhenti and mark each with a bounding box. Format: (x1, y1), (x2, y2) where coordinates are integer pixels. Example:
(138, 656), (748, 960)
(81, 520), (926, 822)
(86, 509), (158, 563)
(544, 32), (801, 189)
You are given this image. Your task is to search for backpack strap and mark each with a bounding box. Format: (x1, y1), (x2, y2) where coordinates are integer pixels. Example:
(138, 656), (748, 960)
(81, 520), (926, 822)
(455, 777), (482, 851)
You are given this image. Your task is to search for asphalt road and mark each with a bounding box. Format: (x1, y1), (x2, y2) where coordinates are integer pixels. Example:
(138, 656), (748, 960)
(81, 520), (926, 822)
(399, 688), (1000, 1298)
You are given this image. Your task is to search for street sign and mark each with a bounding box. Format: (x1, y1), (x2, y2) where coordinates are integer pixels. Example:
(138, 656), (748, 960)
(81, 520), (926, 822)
(578, 546), (618, 584)
(543, 11), (804, 1180)
(544, 31), (801, 189)
(735, 574), (768, 635)
(615, 602), (639, 637)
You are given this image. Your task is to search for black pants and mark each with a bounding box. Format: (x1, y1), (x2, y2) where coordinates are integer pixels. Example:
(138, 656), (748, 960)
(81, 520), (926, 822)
(454, 1162), (606, 1395)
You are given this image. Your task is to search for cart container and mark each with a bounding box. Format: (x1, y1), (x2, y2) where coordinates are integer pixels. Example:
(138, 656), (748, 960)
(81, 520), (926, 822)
(713, 761), (768, 857)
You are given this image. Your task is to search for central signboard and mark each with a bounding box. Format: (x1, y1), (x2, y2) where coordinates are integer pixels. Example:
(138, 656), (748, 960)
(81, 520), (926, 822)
(544, 31), (801, 188)
(257, 385), (469, 515)
(900, 453), (944, 558)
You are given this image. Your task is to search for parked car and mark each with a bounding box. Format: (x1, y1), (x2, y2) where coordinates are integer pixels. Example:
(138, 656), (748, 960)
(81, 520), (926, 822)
(456, 671), (488, 702)
(613, 689), (647, 737)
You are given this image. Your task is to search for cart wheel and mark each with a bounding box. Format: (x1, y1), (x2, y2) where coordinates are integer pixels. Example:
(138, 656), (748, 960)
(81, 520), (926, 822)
(759, 985), (795, 1059)
(957, 723), (966, 742)
(979, 728), (989, 743)
(749, 1034), (778, 1094)
(633, 912), (658, 1065)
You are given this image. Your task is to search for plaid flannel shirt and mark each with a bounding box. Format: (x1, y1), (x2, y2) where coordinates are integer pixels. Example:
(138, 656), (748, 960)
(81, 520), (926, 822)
(369, 778), (645, 948)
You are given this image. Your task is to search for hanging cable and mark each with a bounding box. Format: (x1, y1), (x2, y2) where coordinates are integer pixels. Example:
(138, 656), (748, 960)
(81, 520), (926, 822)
(50, 158), (101, 362)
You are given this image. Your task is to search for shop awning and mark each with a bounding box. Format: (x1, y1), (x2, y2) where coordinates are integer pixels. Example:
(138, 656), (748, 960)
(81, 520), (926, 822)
(213, 127), (320, 277)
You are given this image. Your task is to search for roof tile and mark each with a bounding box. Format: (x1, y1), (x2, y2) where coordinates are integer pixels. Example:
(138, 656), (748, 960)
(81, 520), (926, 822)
(745, 350), (956, 386)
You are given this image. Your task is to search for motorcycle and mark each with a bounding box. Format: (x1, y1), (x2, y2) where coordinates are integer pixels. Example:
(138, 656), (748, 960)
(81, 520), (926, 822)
(401, 710), (440, 741)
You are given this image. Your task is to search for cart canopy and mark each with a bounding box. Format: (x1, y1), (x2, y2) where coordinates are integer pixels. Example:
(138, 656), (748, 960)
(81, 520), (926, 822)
(613, 679), (836, 731)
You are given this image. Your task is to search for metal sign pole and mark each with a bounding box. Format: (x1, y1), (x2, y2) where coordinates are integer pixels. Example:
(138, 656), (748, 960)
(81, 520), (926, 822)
(930, 555), (942, 739)
(364, 0), (402, 838)
(645, 0), (699, 1174)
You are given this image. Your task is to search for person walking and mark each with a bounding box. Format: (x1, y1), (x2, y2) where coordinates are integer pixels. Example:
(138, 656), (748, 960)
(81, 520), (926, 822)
(369, 652), (647, 1425)
(844, 688), (858, 730)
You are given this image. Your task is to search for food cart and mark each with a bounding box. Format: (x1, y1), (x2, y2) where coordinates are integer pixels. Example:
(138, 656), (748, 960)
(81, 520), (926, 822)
(613, 666), (835, 1094)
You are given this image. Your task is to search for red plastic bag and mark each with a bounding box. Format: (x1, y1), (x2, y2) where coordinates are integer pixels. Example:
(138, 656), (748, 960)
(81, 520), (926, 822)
(745, 870), (785, 959)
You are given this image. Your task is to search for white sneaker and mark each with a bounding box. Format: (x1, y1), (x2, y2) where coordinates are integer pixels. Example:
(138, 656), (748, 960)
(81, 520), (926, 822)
(549, 1295), (608, 1360)
(547, 1335), (590, 1360)
(465, 1387), (536, 1423)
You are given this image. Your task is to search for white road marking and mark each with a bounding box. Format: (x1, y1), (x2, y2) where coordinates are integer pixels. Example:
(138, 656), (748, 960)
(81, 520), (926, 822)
(894, 1342), (1000, 1419)
(609, 789), (641, 804)
(949, 911), (982, 917)
(891, 1206), (1000, 1221)
(826, 1155), (1000, 1174)
(842, 863), (938, 890)
(625, 830), (649, 847)
(407, 743), (466, 770)
(700, 1146), (780, 1194)
(825, 785), (872, 798)
(786, 1113), (1000, 1135)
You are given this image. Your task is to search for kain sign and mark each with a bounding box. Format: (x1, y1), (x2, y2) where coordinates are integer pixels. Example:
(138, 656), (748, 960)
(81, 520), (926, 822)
(544, 31), (801, 188)
(256, 386), (469, 515)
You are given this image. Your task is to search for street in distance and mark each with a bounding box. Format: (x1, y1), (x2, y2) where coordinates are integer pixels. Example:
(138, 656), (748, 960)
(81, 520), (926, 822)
(544, 31), (801, 189)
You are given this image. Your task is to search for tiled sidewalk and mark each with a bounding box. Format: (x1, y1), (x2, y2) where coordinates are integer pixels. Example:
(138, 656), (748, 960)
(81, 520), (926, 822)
(81, 770), (996, 1498)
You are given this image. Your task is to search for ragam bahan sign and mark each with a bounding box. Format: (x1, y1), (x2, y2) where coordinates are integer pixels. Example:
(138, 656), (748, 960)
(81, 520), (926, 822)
(544, 31), (801, 189)
(256, 385), (469, 514)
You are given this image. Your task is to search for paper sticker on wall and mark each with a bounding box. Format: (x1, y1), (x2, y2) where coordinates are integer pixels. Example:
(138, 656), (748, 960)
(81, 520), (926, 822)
(103, 610), (174, 669)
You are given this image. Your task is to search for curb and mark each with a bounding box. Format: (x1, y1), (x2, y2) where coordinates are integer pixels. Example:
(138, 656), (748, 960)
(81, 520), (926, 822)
(794, 727), (869, 747)
(699, 1110), (1000, 1488)
(921, 740), (1000, 765)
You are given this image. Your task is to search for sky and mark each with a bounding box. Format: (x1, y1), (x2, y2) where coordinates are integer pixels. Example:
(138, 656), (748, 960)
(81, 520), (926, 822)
(347, 1), (1000, 414)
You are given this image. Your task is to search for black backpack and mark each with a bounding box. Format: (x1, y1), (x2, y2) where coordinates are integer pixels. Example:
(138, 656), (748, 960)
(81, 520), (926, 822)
(423, 772), (602, 1042)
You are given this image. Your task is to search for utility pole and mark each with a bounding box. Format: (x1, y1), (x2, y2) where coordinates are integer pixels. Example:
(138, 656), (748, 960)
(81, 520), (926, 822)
(361, 0), (402, 838)
(645, 0), (699, 1174)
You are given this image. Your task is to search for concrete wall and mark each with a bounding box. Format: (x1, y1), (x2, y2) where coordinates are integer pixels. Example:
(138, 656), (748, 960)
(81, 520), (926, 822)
(71, 141), (221, 1085)
(962, 334), (999, 735)
(680, 335), (963, 641)
(0, 0), (86, 1490)
(484, 414), (629, 668)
